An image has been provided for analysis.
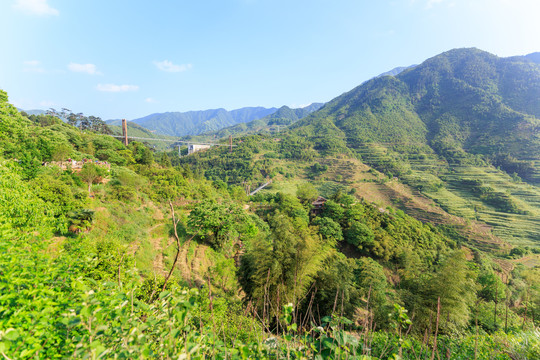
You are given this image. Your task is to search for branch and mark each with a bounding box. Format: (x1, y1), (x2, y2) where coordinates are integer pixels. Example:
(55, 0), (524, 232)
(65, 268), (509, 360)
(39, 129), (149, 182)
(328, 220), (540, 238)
(152, 200), (198, 300)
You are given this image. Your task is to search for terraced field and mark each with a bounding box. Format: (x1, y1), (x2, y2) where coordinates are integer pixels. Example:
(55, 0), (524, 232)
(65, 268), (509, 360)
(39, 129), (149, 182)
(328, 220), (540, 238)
(349, 143), (540, 248)
(258, 153), (509, 252)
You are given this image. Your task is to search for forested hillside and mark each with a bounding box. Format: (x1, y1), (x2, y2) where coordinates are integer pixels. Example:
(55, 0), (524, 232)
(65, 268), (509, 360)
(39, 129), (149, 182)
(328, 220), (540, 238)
(1, 49), (540, 359)
(183, 103), (324, 142)
(126, 106), (278, 137)
(289, 48), (540, 246)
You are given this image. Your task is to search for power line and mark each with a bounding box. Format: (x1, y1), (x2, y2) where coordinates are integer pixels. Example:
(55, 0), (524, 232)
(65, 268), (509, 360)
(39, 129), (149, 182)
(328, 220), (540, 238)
(109, 135), (235, 146)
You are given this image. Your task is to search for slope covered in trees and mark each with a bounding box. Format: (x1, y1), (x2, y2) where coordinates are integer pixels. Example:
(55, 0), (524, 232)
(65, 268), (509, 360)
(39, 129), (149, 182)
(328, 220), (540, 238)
(125, 106), (278, 137)
(1, 47), (540, 359)
(288, 48), (540, 246)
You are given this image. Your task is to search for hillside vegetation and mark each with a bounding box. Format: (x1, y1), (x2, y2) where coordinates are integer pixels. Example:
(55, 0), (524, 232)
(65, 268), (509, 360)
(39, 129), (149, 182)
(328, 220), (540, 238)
(288, 48), (540, 246)
(183, 103), (324, 142)
(1, 48), (540, 359)
(127, 106), (278, 137)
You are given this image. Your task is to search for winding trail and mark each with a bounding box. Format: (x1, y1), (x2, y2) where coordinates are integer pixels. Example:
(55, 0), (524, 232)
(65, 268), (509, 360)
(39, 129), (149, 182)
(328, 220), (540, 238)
(149, 223), (166, 276)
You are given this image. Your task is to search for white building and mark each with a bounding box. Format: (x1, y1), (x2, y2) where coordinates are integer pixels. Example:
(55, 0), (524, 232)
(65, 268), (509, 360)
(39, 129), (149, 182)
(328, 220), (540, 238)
(188, 144), (211, 155)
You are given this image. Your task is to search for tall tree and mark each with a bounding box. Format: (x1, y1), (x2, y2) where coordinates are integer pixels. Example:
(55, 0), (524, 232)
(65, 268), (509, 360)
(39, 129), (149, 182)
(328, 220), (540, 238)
(79, 163), (104, 194)
(246, 212), (331, 321)
(416, 250), (477, 334)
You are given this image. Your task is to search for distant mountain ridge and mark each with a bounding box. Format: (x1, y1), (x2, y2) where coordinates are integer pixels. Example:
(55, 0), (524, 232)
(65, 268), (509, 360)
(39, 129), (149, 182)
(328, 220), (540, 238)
(375, 65), (416, 78)
(294, 48), (540, 168)
(18, 109), (46, 115)
(183, 103), (324, 141)
(123, 107), (279, 137)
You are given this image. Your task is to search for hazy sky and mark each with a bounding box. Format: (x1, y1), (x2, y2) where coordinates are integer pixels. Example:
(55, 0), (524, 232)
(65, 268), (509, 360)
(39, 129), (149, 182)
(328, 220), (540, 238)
(1, 0), (539, 119)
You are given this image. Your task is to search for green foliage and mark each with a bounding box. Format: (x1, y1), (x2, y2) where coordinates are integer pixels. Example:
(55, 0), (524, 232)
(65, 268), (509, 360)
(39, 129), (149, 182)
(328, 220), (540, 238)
(478, 270), (507, 303)
(296, 182), (318, 205)
(346, 221), (375, 250)
(66, 209), (94, 233)
(159, 152), (172, 167)
(1, 83), (540, 358)
(279, 135), (318, 161)
(285, 48), (540, 246)
(129, 141), (154, 165)
(412, 250), (477, 334)
(276, 192), (310, 224)
(313, 216), (343, 243)
(321, 200), (345, 222)
(242, 212), (331, 319)
(0, 162), (57, 237)
(188, 199), (260, 250)
(307, 252), (360, 317)
(79, 162), (107, 193)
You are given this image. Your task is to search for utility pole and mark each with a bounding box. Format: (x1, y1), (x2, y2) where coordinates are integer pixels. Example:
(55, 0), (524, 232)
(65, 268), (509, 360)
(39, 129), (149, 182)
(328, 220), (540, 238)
(178, 145), (181, 158)
(229, 135), (233, 153)
(122, 119), (128, 146)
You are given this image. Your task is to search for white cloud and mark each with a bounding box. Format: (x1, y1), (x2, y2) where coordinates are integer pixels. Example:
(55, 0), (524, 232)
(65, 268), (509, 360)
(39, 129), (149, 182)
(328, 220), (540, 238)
(145, 97), (157, 103)
(96, 84), (139, 92)
(23, 60), (45, 73)
(68, 63), (101, 75)
(153, 60), (192, 73)
(13, 0), (59, 16)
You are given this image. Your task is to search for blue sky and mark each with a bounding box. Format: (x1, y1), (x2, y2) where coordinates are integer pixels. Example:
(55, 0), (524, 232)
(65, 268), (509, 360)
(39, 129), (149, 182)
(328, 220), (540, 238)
(1, 0), (539, 120)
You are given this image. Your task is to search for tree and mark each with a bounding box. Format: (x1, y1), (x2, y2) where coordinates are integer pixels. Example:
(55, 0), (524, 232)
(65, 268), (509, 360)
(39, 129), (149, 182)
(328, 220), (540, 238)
(277, 192), (309, 224)
(478, 270), (506, 303)
(66, 112), (78, 127)
(187, 200), (260, 251)
(296, 183), (317, 206)
(78, 113), (91, 130)
(52, 143), (72, 162)
(345, 221), (375, 251)
(312, 216), (343, 243)
(245, 212), (331, 321)
(160, 153), (172, 168)
(321, 200), (345, 222)
(416, 250), (477, 334)
(79, 163), (105, 194)
(355, 257), (389, 325)
(307, 252), (360, 317)
(130, 141), (154, 165)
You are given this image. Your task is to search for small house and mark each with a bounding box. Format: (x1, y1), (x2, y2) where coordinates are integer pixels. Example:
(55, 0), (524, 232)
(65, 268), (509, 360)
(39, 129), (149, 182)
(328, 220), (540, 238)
(311, 196), (327, 215)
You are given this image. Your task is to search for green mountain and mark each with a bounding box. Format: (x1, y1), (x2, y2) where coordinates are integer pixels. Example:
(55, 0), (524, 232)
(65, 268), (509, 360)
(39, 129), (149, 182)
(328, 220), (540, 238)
(2, 50), (540, 358)
(290, 48), (540, 245)
(125, 106), (278, 137)
(183, 103), (324, 142)
(19, 109), (46, 115)
(525, 52), (540, 64)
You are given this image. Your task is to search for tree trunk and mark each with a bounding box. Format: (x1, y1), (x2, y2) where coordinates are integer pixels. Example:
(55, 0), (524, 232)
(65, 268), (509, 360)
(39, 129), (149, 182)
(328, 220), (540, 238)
(431, 297), (441, 360)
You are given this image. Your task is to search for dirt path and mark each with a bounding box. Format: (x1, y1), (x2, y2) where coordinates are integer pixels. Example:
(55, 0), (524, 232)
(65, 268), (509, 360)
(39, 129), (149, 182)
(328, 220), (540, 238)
(149, 223), (166, 276)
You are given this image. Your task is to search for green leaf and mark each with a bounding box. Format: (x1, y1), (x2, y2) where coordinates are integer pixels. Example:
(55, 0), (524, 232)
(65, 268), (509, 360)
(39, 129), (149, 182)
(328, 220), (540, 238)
(3, 329), (19, 341)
